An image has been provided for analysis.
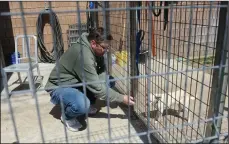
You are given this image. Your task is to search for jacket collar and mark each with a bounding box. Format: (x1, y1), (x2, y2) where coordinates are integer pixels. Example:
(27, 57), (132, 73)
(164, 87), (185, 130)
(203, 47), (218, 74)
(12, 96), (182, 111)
(76, 32), (95, 56)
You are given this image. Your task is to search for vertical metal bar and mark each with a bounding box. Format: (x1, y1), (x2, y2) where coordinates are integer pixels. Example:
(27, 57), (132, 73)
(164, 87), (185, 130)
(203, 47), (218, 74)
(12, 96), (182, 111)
(129, 1), (137, 118)
(104, 2), (112, 75)
(102, 1), (112, 142)
(187, 2), (199, 139)
(217, 54), (228, 128)
(164, 2), (174, 131)
(161, 2), (170, 140)
(126, 1), (131, 142)
(136, 0), (139, 124)
(164, 4), (171, 139)
(215, 2), (229, 133)
(147, 2), (152, 143)
(47, 2), (69, 143)
(160, 3), (165, 138)
(196, 2), (213, 141)
(123, 2), (128, 91)
(28, 37), (30, 58)
(192, 2), (206, 140)
(15, 37), (22, 83)
(181, 2), (193, 141)
(144, 1), (147, 117)
(172, 2), (179, 140)
(138, 1), (141, 117)
(19, 2), (45, 142)
(94, 2), (99, 28)
(157, 2), (163, 131)
(146, 1), (150, 121)
(177, 2), (187, 141)
(1, 69), (19, 142)
(76, 2), (91, 143)
(22, 37), (25, 57)
(15, 37), (19, 64)
(175, 2), (185, 141)
(35, 36), (38, 64)
(167, 8), (173, 143)
(0, 41), (5, 68)
(198, 2), (214, 141)
(203, 3), (220, 137)
(205, 1), (228, 138)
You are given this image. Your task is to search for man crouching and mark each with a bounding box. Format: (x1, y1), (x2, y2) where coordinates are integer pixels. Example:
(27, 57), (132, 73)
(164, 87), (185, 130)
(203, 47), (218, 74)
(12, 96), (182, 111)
(45, 27), (135, 132)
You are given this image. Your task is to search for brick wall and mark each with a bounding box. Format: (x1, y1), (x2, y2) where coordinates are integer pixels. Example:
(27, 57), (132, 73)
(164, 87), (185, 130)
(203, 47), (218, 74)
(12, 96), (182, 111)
(1, 1), (87, 65)
(98, 2), (219, 58)
(98, 2), (127, 53)
(1, 2), (220, 65)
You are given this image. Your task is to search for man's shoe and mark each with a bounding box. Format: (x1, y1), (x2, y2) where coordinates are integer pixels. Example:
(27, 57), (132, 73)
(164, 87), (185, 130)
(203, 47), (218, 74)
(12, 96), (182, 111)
(89, 106), (98, 115)
(88, 105), (101, 116)
(61, 116), (82, 132)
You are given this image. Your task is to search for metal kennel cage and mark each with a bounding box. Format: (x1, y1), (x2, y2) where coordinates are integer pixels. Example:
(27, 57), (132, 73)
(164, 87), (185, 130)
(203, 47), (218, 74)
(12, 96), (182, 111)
(97, 1), (228, 143)
(0, 1), (228, 143)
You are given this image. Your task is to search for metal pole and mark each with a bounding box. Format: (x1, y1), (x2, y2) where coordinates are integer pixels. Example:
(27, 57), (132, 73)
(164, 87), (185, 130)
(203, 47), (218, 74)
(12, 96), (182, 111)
(217, 53), (228, 127)
(94, 2), (99, 28)
(0, 41), (5, 68)
(0, 41), (5, 92)
(129, 1), (138, 118)
(216, 2), (229, 133)
(146, 2), (153, 143)
(104, 2), (112, 75)
(205, 1), (228, 138)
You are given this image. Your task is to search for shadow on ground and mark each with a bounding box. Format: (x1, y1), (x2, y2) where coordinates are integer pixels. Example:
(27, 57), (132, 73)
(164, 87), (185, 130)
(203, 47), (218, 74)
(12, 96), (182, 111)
(112, 86), (160, 143)
(0, 72), (13, 94)
(10, 76), (44, 92)
(49, 104), (127, 132)
(12, 83), (41, 92)
(119, 104), (160, 143)
(49, 104), (127, 120)
(48, 85), (160, 143)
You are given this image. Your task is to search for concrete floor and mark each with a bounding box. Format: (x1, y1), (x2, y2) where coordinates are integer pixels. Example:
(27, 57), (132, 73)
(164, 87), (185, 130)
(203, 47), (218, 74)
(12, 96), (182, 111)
(1, 63), (155, 143)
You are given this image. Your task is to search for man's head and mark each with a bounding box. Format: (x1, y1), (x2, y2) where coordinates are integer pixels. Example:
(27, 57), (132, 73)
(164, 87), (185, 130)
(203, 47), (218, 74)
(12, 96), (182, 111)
(87, 27), (113, 56)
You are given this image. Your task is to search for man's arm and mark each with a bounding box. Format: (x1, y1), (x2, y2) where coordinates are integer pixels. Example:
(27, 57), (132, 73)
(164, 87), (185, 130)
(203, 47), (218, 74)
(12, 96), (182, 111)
(73, 56), (124, 103)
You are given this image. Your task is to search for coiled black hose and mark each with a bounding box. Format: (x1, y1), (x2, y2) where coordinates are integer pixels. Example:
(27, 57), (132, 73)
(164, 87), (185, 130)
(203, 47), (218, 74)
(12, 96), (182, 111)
(36, 9), (64, 63)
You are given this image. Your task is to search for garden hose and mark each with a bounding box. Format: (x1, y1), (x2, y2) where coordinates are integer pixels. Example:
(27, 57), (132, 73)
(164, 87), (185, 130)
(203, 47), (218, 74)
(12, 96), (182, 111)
(36, 9), (64, 63)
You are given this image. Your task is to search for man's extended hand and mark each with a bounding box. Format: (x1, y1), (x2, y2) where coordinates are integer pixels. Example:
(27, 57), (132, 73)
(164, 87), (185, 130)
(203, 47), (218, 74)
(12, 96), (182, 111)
(123, 95), (135, 105)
